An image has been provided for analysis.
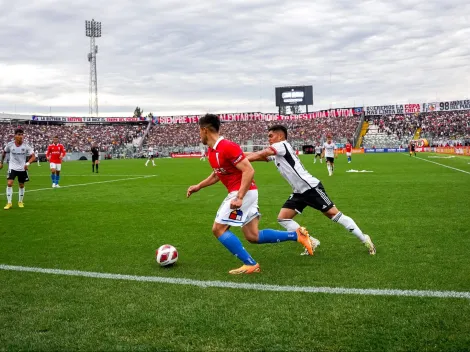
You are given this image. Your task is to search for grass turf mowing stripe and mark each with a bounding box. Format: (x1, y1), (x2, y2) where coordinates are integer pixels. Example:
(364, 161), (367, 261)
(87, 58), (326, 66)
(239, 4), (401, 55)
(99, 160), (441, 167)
(1, 264), (469, 300)
(413, 156), (470, 175)
(0, 175), (157, 195)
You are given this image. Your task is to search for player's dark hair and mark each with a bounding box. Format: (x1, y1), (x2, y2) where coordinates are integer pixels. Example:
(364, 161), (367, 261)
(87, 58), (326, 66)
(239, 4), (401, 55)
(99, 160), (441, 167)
(198, 114), (220, 132)
(268, 125), (288, 139)
(54, 135), (59, 139)
(14, 128), (24, 135)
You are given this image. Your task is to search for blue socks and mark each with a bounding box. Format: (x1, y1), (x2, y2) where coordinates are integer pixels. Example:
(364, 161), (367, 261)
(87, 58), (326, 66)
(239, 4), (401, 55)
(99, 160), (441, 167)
(348, 156), (351, 162)
(258, 229), (297, 243)
(51, 174), (61, 184)
(218, 231), (257, 265)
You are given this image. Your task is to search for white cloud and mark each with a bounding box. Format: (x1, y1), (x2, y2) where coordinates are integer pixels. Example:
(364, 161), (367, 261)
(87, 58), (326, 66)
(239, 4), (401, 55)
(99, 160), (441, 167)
(0, 0), (469, 116)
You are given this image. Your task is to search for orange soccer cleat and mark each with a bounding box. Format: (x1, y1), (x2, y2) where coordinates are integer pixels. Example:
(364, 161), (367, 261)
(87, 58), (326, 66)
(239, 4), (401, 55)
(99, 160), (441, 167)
(296, 227), (314, 255)
(228, 263), (261, 275)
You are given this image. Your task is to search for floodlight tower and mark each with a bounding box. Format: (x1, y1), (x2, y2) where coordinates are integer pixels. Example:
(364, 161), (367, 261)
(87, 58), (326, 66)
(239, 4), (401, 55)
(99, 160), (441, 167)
(85, 19), (101, 117)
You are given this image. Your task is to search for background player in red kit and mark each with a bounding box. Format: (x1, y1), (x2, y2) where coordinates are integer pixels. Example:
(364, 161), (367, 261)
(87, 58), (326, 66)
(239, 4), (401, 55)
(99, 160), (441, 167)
(187, 114), (313, 275)
(345, 140), (353, 163)
(46, 136), (66, 188)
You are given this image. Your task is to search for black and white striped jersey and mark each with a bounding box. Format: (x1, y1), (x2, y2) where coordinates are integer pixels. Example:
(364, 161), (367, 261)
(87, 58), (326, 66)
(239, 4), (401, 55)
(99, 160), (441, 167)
(268, 141), (320, 194)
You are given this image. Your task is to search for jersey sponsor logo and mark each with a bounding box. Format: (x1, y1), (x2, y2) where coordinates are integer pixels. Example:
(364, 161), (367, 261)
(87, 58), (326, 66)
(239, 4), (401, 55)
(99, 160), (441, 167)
(213, 167), (228, 174)
(233, 154), (243, 164)
(229, 209), (243, 221)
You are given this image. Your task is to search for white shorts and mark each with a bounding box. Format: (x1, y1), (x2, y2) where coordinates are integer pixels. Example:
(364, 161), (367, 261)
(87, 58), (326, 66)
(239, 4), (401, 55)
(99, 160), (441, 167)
(346, 152), (351, 157)
(215, 190), (260, 227)
(50, 163), (62, 171)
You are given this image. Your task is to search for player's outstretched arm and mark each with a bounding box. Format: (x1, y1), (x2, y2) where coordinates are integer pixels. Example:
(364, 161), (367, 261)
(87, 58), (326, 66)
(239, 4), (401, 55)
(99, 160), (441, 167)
(187, 172), (219, 198)
(246, 147), (275, 162)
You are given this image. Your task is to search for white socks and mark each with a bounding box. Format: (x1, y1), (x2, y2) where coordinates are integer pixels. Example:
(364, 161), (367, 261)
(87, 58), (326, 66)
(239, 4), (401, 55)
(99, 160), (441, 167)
(277, 218), (301, 232)
(332, 212), (366, 242)
(19, 187), (25, 202)
(6, 186), (12, 203)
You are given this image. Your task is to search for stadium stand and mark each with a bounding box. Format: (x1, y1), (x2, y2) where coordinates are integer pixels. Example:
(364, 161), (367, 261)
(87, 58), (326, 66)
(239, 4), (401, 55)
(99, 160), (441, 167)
(0, 123), (144, 153)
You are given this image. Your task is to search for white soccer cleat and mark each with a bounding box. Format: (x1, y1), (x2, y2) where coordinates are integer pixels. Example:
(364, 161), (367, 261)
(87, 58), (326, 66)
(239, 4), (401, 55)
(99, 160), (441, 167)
(300, 236), (321, 256)
(364, 235), (376, 255)
(55, 184), (61, 188)
(52, 184), (56, 188)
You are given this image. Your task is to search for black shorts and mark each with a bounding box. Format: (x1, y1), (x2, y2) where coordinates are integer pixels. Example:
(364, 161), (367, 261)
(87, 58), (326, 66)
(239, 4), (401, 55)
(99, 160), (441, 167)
(282, 182), (335, 214)
(315, 153), (321, 157)
(7, 170), (30, 183)
(326, 157), (335, 163)
(92, 156), (99, 162)
(148, 155), (154, 159)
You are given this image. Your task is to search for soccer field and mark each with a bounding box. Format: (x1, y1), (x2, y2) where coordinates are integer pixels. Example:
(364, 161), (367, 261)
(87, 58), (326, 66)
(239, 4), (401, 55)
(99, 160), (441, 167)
(1, 153), (469, 351)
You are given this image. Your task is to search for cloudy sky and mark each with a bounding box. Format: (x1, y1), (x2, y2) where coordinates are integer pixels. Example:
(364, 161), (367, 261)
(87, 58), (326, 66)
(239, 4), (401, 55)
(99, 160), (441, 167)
(0, 0), (469, 117)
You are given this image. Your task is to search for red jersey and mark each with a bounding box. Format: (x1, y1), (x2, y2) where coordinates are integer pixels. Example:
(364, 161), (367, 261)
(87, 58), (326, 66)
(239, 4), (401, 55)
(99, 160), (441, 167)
(46, 143), (66, 164)
(208, 137), (257, 193)
(345, 143), (352, 153)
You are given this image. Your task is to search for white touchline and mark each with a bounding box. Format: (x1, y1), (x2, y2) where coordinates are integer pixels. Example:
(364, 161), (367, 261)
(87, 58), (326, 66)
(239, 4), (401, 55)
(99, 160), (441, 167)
(0, 264), (469, 299)
(413, 156), (470, 175)
(0, 175), (157, 195)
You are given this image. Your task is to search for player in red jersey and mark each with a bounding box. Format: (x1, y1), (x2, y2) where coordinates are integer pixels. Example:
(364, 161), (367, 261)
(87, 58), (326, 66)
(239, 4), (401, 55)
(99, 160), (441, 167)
(187, 114), (313, 274)
(46, 136), (66, 188)
(345, 140), (353, 163)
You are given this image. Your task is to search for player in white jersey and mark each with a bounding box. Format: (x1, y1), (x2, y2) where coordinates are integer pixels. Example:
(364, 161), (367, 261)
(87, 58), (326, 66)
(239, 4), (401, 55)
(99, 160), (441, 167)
(0, 128), (36, 210)
(145, 146), (155, 166)
(246, 125), (376, 255)
(200, 147), (206, 161)
(34, 150), (41, 166)
(322, 135), (337, 176)
(314, 143), (323, 164)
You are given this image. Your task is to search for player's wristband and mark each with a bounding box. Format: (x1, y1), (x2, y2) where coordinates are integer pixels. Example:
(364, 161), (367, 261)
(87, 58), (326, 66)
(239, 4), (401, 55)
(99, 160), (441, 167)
(26, 162), (30, 166)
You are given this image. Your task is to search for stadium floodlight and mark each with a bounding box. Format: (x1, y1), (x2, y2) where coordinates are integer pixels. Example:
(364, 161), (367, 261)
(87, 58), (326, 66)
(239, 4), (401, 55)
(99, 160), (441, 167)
(85, 19), (101, 117)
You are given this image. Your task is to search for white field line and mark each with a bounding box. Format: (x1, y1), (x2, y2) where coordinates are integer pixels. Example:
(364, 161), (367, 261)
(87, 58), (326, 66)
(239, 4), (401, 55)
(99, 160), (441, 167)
(413, 156), (470, 175)
(0, 175), (156, 195)
(0, 264), (469, 299)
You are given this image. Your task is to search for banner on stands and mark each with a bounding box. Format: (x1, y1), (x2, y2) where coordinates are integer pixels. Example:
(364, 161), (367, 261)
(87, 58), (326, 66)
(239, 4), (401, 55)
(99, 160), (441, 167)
(32, 115), (147, 123)
(365, 104), (420, 116)
(422, 100), (470, 112)
(158, 108), (363, 124)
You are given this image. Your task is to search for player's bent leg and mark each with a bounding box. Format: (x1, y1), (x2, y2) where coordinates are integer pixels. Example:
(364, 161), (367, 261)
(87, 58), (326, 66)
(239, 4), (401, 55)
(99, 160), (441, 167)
(212, 221), (259, 274)
(324, 206), (375, 255)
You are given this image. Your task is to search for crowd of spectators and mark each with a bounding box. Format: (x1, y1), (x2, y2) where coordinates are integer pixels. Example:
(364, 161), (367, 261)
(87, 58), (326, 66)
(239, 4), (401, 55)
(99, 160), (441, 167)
(0, 123), (144, 153)
(146, 115), (361, 150)
(366, 110), (470, 143)
(1, 110), (469, 153)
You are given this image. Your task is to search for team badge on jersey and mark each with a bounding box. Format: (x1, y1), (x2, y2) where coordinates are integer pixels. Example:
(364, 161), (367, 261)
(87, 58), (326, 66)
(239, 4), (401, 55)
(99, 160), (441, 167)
(229, 209), (243, 221)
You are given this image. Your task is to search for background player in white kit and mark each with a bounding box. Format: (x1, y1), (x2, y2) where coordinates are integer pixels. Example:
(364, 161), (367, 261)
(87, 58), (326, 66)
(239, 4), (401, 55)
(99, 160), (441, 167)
(200, 146), (206, 161)
(246, 125), (376, 255)
(145, 146), (156, 167)
(34, 149), (40, 166)
(322, 135), (337, 176)
(314, 143), (323, 164)
(0, 128), (36, 209)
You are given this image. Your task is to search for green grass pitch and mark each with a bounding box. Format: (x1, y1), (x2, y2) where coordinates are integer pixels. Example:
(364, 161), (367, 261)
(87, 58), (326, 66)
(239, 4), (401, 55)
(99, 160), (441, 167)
(1, 153), (469, 351)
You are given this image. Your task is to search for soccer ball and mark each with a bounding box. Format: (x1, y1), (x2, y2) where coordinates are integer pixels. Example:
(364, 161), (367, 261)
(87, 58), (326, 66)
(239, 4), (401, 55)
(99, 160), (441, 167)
(155, 244), (178, 266)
